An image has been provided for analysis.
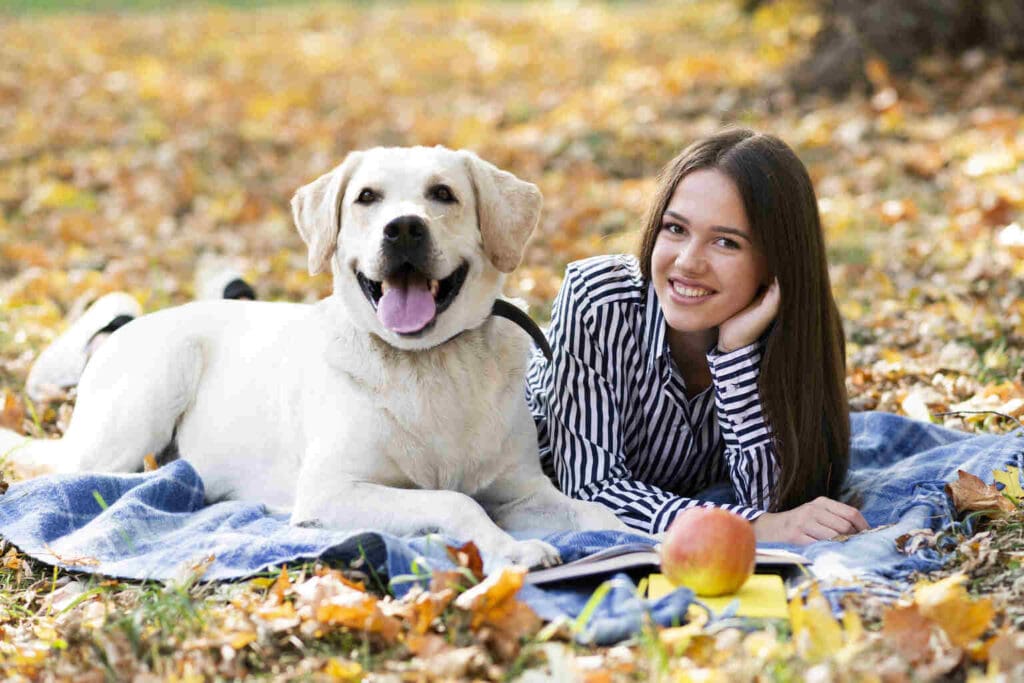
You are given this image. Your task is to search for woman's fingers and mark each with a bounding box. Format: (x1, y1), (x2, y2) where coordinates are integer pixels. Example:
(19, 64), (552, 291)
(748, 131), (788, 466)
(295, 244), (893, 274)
(802, 520), (839, 541)
(817, 497), (870, 531)
(814, 508), (856, 536)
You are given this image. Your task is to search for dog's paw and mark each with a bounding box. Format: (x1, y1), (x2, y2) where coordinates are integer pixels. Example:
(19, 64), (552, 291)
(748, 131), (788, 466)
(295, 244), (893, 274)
(499, 539), (561, 569)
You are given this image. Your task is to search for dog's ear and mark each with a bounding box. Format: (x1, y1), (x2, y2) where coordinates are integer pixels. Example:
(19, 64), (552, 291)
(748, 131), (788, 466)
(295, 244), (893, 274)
(461, 151), (543, 273)
(290, 152), (363, 275)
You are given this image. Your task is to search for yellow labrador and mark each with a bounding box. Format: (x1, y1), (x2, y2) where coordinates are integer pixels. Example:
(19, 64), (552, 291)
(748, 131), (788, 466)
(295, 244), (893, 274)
(2, 146), (626, 570)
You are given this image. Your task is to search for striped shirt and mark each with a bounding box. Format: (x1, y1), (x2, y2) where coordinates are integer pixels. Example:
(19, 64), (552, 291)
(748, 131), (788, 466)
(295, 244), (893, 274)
(525, 254), (779, 534)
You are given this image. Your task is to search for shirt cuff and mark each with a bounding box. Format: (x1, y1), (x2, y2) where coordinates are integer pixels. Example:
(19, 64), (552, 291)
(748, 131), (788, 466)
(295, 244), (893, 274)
(707, 342), (770, 450)
(651, 496), (765, 533)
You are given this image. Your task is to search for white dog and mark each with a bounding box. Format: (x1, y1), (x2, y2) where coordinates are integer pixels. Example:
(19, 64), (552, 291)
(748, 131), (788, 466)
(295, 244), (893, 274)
(1, 146), (627, 569)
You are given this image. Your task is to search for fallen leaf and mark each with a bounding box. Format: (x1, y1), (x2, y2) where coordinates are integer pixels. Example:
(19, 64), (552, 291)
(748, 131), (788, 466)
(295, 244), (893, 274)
(881, 603), (936, 664)
(0, 392), (25, 433)
(945, 469), (1016, 514)
(446, 540), (485, 582)
(789, 585), (844, 662)
(453, 566), (541, 649)
(991, 465), (1022, 504)
(914, 574), (995, 647)
(989, 630), (1024, 670)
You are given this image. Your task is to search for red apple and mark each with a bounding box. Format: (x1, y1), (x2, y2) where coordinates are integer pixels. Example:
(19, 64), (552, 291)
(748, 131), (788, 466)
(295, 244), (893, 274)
(660, 507), (756, 596)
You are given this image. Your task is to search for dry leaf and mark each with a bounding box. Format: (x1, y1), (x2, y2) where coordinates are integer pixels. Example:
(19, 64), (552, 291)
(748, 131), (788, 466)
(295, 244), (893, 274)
(789, 586), (844, 662)
(913, 574), (995, 648)
(882, 604), (937, 664)
(0, 392), (25, 434)
(989, 630), (1024, 670)
(453, 566), (541, 650)
(945, 469), (1016, 514)
(446, 540), (485, 582)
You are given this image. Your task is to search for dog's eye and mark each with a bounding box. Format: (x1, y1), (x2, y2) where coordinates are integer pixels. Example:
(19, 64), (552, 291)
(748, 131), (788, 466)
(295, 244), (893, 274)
(355, 188), (379, 205)
(427, 184), (457, 204)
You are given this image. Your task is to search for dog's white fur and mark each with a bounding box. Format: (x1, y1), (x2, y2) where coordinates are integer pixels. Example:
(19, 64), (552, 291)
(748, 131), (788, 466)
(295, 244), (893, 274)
(1, 146), (626, 569)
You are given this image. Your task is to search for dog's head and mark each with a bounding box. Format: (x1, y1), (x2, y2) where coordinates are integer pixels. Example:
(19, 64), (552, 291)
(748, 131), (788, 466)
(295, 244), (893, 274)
(291, 146), (542, 350)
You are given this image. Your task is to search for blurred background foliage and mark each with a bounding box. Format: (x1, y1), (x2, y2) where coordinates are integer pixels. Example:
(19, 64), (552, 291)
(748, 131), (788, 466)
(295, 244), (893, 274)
(2, 0), (1024, 427)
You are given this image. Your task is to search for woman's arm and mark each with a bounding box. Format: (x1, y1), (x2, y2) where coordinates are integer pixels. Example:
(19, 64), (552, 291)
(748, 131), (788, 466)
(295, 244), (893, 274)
(545, 264), (765, 534)
(707, 342), (777, 511)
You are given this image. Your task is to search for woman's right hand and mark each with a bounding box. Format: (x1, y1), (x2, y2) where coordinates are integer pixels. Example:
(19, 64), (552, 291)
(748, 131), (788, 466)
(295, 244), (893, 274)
(752, 496), (869, 544)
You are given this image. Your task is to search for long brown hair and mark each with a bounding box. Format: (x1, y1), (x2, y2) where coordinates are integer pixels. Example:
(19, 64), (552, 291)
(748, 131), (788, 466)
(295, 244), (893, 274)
(638, 128), (849, 512)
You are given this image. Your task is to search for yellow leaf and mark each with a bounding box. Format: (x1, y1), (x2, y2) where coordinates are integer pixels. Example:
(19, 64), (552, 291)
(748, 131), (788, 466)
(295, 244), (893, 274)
(324, 659), (363, 681)
(880, 348), (902, 364)
(228, 631), (257, 650)
(914, 574), (995, 647)
(992, 466), (1022, 504)
(789, 586), (843, 661)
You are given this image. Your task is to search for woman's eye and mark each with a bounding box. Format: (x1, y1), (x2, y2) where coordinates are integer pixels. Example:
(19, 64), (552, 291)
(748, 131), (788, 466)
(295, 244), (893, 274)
(356, 188), (379, 204)
(663, 223), (685, 235)
(715, 237), (741, 249)
(427, 184), (457, 203)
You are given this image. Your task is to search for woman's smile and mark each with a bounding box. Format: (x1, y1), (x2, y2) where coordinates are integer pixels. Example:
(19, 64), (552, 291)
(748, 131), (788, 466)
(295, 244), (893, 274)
(651, 169), (767, 336)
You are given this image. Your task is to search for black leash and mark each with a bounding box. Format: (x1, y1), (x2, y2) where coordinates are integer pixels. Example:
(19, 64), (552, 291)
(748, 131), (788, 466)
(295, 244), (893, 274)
(490, 299), (552, 362)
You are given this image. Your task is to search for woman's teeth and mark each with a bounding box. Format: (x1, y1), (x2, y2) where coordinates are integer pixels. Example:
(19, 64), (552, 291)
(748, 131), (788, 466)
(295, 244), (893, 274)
(673, 283), (713, 297)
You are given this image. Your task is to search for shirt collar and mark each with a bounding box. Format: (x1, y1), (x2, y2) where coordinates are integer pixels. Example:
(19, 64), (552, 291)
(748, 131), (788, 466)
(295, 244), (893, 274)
(643, 280), (670, 371)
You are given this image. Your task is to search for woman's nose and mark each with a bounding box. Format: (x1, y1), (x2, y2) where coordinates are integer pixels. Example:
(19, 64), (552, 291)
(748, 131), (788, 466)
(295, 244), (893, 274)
(674, 242), (707, 273)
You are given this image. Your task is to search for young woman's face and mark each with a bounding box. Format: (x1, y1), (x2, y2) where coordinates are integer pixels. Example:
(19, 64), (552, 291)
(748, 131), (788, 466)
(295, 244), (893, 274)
(651, 169), (768, 335)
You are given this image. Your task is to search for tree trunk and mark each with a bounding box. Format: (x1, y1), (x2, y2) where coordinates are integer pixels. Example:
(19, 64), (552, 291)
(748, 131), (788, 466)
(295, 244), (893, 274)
(775, 0), (1024, 94)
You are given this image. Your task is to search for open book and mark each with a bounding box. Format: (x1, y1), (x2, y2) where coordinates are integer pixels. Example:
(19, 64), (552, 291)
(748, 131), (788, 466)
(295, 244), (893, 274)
(526, 542), (809, 586)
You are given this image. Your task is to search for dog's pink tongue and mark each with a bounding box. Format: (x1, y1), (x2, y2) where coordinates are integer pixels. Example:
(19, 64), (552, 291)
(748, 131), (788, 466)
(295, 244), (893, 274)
(377, 276), (436, 334)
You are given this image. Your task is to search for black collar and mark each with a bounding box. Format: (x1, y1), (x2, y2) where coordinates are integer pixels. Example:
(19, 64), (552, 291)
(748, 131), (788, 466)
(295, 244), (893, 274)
(490, 299), (552, 361)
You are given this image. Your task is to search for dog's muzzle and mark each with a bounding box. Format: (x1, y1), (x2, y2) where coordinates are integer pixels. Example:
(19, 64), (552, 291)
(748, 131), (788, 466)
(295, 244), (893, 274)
(355, 215), (469, 337)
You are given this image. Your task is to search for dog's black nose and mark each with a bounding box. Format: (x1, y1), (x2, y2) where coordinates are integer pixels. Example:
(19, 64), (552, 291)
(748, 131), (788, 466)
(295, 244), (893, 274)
(383, 216), (428, 249)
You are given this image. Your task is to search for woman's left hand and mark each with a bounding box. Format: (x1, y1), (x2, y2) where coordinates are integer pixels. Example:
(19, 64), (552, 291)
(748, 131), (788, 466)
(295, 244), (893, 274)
(717, 279), (780, 353)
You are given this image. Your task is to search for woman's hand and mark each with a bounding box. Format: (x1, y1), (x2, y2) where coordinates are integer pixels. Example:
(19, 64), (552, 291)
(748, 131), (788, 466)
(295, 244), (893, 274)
(752, 496), (869, 545)
(717, 279), (780, 353)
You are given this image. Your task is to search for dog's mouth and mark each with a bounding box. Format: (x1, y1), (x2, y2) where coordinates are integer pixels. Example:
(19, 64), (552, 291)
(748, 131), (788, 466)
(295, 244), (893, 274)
(356, 261), (469, 336)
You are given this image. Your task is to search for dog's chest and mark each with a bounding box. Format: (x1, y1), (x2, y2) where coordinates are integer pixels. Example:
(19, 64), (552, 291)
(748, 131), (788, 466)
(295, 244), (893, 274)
(345, 331), (529, 494)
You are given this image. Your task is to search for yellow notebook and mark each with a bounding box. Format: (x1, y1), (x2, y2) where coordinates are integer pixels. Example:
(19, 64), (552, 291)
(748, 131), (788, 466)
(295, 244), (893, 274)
(646, 573), (789, 619)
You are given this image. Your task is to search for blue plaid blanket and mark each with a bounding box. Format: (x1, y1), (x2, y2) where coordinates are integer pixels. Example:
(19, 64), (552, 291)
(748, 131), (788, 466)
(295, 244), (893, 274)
(1, 411), (1021, 644)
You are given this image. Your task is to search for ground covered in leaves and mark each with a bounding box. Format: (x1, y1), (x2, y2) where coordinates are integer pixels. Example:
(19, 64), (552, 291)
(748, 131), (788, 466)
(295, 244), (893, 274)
(1, 0), (1024, 680)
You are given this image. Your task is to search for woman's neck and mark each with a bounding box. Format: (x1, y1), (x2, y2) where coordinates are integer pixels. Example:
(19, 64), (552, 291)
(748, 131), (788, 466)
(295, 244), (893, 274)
(666, 327), (717, 397)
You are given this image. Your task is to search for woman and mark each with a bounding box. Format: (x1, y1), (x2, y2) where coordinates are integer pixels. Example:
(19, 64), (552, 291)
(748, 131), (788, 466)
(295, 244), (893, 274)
(525, 128), (868, 544)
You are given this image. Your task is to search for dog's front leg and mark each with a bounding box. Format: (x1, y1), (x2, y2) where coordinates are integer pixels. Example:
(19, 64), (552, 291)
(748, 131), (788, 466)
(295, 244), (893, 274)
(291, 470), (561, 571)
(482, 468), (632, 534)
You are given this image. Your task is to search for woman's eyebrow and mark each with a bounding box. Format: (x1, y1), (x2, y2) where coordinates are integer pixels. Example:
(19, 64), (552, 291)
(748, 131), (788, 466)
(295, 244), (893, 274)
(664, 210), (752, 243)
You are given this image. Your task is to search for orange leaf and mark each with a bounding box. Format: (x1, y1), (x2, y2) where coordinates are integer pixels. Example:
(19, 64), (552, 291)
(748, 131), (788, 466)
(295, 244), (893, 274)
(0, 392), (25, 434)
(445, 540), (484, 582)
(453, 566), (540, 639)
(410, 588), (455, 635)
